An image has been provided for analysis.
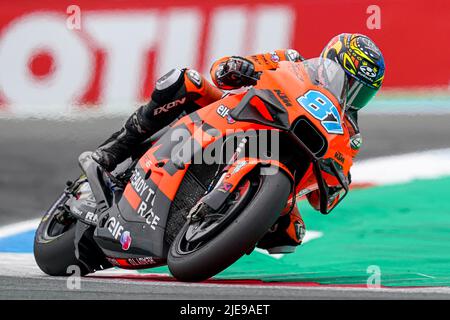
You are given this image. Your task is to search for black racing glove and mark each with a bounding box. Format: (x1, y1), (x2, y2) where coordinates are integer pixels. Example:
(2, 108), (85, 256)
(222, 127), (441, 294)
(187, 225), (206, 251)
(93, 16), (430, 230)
(216, 56), (257, 88)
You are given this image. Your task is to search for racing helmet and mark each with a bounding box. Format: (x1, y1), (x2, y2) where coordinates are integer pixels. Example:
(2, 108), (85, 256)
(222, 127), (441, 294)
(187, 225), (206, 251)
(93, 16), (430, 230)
(321, 33), (385, 111)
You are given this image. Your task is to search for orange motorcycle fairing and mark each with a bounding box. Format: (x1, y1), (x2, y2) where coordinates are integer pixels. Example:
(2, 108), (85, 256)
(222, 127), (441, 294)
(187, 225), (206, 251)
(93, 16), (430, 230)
(100, 58), (353, 259)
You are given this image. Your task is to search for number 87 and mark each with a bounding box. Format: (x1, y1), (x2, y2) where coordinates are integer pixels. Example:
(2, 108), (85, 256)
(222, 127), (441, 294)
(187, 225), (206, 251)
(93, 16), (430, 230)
(297, 90), (344, 135)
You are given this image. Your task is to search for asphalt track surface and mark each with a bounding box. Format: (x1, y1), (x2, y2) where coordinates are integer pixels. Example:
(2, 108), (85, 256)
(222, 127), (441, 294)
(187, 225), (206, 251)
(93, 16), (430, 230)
(1, 113), (450, 299)
(3, 275), (450, 300)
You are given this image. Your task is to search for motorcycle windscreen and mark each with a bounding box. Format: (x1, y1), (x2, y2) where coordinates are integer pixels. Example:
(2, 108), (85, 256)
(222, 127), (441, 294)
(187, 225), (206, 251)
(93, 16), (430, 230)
(301, 58), (347, 118)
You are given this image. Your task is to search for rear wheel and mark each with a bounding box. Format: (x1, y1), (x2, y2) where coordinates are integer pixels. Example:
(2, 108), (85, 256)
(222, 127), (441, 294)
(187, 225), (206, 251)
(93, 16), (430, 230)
(34, 185), (109, 276)
(167, 169), (291, 282)
(34, 193), (90, 276)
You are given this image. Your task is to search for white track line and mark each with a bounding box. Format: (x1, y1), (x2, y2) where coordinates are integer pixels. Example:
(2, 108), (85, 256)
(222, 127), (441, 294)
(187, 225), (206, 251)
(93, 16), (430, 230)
(0, 253), (40, 276)
(0, 218), (41, 239)
(352, 148), (450, 185)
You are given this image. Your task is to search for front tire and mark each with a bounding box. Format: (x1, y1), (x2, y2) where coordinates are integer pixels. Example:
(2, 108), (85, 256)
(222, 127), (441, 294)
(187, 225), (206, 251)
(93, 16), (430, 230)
(167, 170), (292, 282)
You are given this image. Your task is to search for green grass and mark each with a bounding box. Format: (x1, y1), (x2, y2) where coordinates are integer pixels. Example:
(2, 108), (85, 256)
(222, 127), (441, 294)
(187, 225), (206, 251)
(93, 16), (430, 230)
(141, 177), (450, 287)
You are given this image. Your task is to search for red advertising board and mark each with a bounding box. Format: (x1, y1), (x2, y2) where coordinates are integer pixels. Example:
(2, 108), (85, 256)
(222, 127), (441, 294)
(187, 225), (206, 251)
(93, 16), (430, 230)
(0, 0), (448, 109)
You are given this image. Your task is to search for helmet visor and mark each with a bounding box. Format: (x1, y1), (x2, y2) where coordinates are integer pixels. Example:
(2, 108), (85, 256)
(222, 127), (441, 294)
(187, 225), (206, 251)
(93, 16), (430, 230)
(346, 77), (378, 110)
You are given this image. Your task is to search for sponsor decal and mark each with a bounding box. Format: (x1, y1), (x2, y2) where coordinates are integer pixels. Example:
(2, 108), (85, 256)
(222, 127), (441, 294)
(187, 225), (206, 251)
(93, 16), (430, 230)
(216, 104), (236, 124)
(107, 216), (125, 240)
(85, 211), (99, 223)
(142, 154), (153, 169)
(106, 256), (163, 267)
(360, 65), (377, 78)
(127, 257), (161, 266)
(274, 89), (292, 107)
(130, 169), (155, 199)
(120, 231), (132, 251)
(154, 97), (187, 115)
(251, 54), (271, 66)
(216, 104), (229, 117)
(334, 151), (345, 164)
(226, 115), (236, 124)
(130, 169), (161, 230)
(218, 182), (233, 193)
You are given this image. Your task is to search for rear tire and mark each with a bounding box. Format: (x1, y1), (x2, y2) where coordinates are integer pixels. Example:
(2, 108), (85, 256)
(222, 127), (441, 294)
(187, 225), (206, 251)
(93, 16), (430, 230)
(34, 192), (106, 276)
(167, 170), (291, 282)
(34, 221), (89, 276)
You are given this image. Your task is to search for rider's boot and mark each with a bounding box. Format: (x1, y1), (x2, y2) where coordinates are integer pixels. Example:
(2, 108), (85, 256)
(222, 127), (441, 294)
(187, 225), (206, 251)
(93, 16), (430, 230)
(91, 106), (155, 171)
(257, 205), (306, 254)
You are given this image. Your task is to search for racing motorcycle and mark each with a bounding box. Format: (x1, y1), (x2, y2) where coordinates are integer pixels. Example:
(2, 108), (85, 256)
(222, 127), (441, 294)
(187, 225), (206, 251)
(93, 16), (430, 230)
(34, 58), (352, 282)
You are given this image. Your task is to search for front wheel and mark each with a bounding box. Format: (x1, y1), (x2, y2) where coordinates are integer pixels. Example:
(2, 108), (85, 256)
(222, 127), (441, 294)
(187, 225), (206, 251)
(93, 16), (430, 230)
(167, 170), (292, 282)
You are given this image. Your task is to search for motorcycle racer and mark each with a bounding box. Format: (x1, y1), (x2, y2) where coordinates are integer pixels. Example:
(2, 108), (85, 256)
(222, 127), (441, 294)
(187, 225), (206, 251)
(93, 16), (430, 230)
(92, 33), (385, 254)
